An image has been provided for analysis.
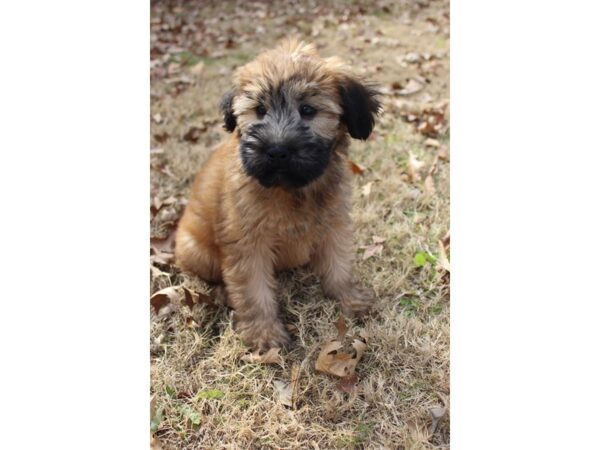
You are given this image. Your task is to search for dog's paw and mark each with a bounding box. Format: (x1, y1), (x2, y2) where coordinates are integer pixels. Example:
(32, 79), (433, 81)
(237, 318), (291, 352)
(340, 285), (378, 318)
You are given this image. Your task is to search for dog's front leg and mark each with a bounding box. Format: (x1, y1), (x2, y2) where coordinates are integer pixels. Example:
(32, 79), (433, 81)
(312, 220), (377, 317)
(222, 244), (290, 351)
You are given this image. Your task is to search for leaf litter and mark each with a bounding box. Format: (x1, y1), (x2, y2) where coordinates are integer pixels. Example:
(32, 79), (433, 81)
(315, 315), (369, 392)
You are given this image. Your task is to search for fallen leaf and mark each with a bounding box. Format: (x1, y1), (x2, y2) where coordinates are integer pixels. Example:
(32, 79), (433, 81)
(404, 52), (422, 63)
(441, 230), (450, 248)
(241, 347), (282, 365)
(407, 152), (425, 183)
(424, 138), (440, 148)
(335, 315), (348, 342)
(337, 373), (359, 393)
(437, 239), (450, 272)
(150, 436), (163, 450)
(273, 380), (293, 407)
(153, 132), (169, 143)
(189, 61), (205, 76)
(398, 78), (423, 96)
(429, 407), (447, 434)
(315, 333), (368, 378)
(182, 287), (216, 309)
(361, 181), (373, 197)
(183, 126), (205, 143)
(348, 160), (365, 175)
(437, 144), (449, 161)
(150, 247), (174, 265)
(150, 286), (180, 315)
(372, 235), (386, 245)
(362, 243), (383, 260)
(185, 316), (199, 328)
(424, 174), (436, 195)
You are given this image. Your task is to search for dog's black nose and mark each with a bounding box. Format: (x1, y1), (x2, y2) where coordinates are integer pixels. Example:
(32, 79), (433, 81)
(266, 146), (288, 161)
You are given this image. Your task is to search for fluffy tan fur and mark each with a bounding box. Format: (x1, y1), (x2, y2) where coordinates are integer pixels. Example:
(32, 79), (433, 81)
(175, 40), (377, 351)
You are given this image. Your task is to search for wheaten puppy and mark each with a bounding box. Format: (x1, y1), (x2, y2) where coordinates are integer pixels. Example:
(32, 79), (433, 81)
(175, 39), (381, 351)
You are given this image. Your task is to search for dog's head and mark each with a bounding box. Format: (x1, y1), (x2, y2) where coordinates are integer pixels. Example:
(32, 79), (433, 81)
(219, 40), (381, 189)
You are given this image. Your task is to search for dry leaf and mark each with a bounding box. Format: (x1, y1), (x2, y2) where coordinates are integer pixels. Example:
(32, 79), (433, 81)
(398, 78), (423, 96)
(348, 160), (365, 175)
(337, 373), (358, 393)
(189, 61), (205, 76)
(362, 244), (383, 260)
(372, 235), (386, 245)
(438, 144), (449, 161)
(241, 347), (282, 365)
(441, 230), (450, 248)
(315, 333), (368, 378)
(335, 315), (348, 342)
(150, 247), (174, 265)
(429, 407), (447, 434)
(424, 174), (436, 195)
(150, 436), (163, 450)
(154, 132), (169, 143)
(361, 181), (373, 197)
(437, 239), (450, 272)
(273, 380), (293, 407)
(407, 152), (425, 183)
(424, 138), (440, 148)
(273, 363), (301, 408)
(183, 126), (206, 143)
(150, 286), (180, 315)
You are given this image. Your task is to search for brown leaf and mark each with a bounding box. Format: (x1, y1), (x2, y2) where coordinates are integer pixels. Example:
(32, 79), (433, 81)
(150, 436), (163, 450)
(189, 61), (205, 76)
(337, 373), (358, 393)
(441, 230), (450, 248)
(398, 78), (423, 96)
(185, 316), (199, 328)
(424, 174), (436, 195)
(241, 347), (282, 365)
(182, 287), (195, 309)
(335, 315), (348, 342)
(348, 159), (365, 175)
(437, 144), (449, 161)
(424, 138), (440, 148)
(437, 239), (450, 272)
(183, 126), (205, 143)
(315, 332), (368, 378)
(150, 286), (180, 315)
(407, 152), (425, 183)
(153, 132), (169, 143)
(362, 244), (383, 260)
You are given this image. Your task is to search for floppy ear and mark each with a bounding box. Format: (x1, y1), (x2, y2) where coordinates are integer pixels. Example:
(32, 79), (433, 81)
(339, 78), (381, 140)
(219, 89), (237, 132)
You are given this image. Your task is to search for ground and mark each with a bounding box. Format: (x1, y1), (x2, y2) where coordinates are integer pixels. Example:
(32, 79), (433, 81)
(150, 0), (449, 448)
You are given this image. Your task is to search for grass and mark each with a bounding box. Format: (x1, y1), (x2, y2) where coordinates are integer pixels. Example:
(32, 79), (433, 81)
(151, 1), (449, 448)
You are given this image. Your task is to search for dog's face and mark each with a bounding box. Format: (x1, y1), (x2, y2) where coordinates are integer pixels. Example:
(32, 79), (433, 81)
(219, 40), (380, 189)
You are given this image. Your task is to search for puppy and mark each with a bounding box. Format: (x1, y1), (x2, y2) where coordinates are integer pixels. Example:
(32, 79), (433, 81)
(175, 39), (381, 351)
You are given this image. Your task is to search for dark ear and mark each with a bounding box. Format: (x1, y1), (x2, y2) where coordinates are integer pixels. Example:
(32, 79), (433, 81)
(339, 78), (381, 140)
(219, 89), (237, 132)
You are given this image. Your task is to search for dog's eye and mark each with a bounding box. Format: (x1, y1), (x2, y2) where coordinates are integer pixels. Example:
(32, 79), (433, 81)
(299, 104), (317, 118)
(256, 104), (267, 117)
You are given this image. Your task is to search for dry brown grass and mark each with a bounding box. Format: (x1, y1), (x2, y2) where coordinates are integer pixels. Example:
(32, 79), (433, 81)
(151, 1), (449, 448)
